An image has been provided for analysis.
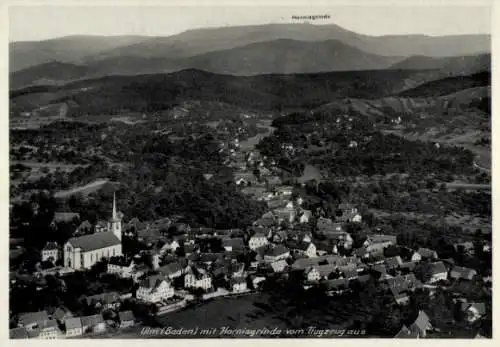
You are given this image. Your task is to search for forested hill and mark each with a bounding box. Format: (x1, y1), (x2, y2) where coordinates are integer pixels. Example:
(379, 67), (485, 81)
(11, 68), (484, 114)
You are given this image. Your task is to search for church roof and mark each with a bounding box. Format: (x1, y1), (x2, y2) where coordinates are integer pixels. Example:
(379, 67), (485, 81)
(67, 232), (120, 252)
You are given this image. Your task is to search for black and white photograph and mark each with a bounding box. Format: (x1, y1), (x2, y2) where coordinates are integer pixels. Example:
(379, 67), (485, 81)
(6, 0), (493, 340)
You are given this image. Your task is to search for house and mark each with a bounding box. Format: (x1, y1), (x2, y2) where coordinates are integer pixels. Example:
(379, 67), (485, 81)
(231, 277), (248, 292)
(252, 276), (266, 288)
(425, 261), (448, 283)
(10, 327), (29, 339)
(160, 239), (181, 254)
(52, 307), (73, 324)
(157, 260), (189, 279)
(84, 292), (121, 310)
(248, 233), (269, 250)
(263, 245), (290, 263)
(322, 231), (353, 250)
(386, 274), (422, 305)
(400, 247), (422, 262)
(253, 212), (277, 228)
(64, 317), (83, 337)
(107, 257), (135, 278)
(363, 234), (397, 255)
(37, 319), (59, 339)
(364, 234), (397, 248)
(270, 260), (288, 273)
(307, 264), (337, 281)
(450, 266), (477, 281)
(409, 311), (432, 338)
(81, 314), (106, 334)
(184, 268), (212, 291)
(289, 241), (317, 258)
(118, 310), (135, 328)
(41, 242), (59, 263)
(384, 256), (403, 270)
(273, 207), (296, 223)
(298, 210), (312, 224)
(275, 186), (293, 198)
(316, 218), (342, 232)
(136, 275), (175, 303)
(453, 241), (475, 256)
(18, 311), (49, 330)
(461, 302), (486, 323)
(222, 237), (245, 252)
(417, 248), (438, 260)
(335, 203), (362, 223)
(305, 266), (321, 282)
(51, 212), (80, 227)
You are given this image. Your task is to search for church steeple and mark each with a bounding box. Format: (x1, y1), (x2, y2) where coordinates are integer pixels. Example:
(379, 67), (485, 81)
(112, 192), (117, 220)
(110, 192), (122, 241)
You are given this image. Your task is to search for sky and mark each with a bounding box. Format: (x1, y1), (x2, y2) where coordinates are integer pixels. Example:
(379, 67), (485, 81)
(8, 1), (492, 42)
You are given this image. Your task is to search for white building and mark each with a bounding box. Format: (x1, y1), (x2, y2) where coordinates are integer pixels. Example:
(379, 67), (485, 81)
(136, 275), (175, 303)
(184, 269), (212, 291)
(41, 242), (59, 263)
(248, 233), (269, 250)
(64, 194), (122, 270)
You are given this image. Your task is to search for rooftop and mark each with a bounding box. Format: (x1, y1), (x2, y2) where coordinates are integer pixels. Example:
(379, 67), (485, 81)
(67, 231), (120, 252)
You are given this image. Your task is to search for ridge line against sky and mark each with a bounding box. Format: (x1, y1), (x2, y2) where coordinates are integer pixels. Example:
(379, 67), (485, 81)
(8, 4), (491, 42)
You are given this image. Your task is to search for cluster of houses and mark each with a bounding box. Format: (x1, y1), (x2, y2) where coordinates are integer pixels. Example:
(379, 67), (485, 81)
(10, 308), (135, 339)
(16, 186), (489, 339)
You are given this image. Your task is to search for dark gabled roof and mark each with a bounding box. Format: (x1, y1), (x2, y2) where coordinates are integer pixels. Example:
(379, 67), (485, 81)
(64, 317), (82, 330)
(428, 261), (447, 275)
(139, 274), (166, 289)
(222, 237), (245, 248)
(265, 245), (290, 257)
(157, 260), (187, 276)
(19, 310), (48, 326)
(81, 314), (104, 327)
(67, 231), (120, 252)
(366, 234), (397, 245)
(119, 310), (135, 322)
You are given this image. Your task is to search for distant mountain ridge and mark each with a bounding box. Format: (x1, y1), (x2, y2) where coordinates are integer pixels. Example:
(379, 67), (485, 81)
(10, 23), (490, 79)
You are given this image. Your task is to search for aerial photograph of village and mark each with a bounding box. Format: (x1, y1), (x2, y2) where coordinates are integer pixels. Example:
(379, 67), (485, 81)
(8, 2), (492, 339)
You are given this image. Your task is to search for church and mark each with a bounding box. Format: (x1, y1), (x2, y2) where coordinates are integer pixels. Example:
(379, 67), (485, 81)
(64, 194), (123, 270)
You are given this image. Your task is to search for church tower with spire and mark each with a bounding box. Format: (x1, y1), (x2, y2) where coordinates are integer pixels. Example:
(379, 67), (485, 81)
(110, 192), (122, 241)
